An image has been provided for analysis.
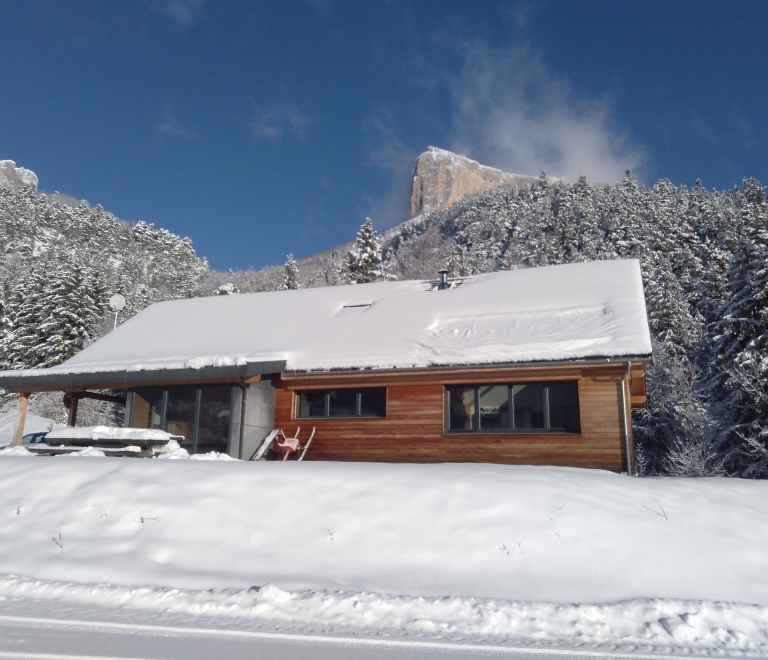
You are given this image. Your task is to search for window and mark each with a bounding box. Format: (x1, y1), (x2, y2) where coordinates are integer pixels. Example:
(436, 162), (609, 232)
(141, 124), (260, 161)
(446, 382), (580, 434)
(297, 388), (386, 418)
(196, 386), (232, 454)
(129, 385), (235, 454)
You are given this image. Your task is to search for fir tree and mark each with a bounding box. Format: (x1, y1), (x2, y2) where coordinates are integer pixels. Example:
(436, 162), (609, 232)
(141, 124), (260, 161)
(282, 254), (300, 290)
(345, 218), (388, 284)
(214, 283), (239, 296)
(36, 261), (104, 367)
(708, 179), (768, 476)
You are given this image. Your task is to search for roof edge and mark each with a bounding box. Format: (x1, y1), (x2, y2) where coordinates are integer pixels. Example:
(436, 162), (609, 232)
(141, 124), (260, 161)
(0, 360), (287, 390)
(283, 355), (654, 377)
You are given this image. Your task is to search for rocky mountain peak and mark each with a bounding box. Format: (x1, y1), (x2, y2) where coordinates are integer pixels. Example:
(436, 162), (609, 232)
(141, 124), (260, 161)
(0, 160), (38, 189)
(408, 147), (538, 218)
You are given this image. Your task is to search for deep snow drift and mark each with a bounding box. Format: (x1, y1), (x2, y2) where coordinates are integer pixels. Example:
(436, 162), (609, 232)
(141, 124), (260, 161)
(0, 458), (765, 653)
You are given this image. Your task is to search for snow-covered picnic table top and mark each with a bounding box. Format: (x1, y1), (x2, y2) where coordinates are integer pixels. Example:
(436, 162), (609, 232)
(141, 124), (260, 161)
(0, 259), (653, 379)
(45, 426), (180, 445)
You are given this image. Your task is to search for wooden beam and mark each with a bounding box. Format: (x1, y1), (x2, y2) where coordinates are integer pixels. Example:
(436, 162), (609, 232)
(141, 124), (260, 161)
(77, 391), (127, 404)
(67, 396), (78, 428)
(279, 366), (591, 389)
(244, 375), (262, 384)
(11, 393), (30, 447)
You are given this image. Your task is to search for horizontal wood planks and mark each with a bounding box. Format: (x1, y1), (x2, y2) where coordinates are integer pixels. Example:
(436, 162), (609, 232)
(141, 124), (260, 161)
(275, 363), (645, 471)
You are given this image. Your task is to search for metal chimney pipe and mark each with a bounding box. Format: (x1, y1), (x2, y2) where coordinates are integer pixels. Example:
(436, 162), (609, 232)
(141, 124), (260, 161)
(438, 269), (449, 290)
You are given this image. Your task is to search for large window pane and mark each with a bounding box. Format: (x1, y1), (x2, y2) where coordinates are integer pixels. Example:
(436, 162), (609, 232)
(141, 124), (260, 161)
(513, 383), (545, 430)
(448, 387), (476, 430)
(197, 386), (232, 454)
(132, 389), (164, 429)
(360, 388), (386, 417)
(548, 382), (581, 433)
(328, 389), (357, 416)
(479, 385), (510, 430)
(165, 388), (197, 449)
(299, 391), (327, 417)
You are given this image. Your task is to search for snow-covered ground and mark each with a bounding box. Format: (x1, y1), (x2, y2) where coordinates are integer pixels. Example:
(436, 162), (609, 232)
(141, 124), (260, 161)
(0, 458), (765, 656)
(0, 410), (61, 445)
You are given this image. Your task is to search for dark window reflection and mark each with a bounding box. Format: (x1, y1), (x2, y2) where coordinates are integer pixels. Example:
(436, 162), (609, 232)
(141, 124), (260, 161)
(547, 382), (581, 433)
(197, 386), (231, 454)
(513, 383), (545, 429)
(360, 388), (386, 417)
(328, 389), (357, 416)
(300, 391), (327, 417)
(447, 382), (580, 434)
(297, 388), (386, 418)
(165, 388), (197, 450)
(448, 387), (476, 430)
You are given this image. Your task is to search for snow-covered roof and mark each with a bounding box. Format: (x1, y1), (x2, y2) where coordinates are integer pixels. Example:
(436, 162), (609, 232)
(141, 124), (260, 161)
(0, 260), (652, 384)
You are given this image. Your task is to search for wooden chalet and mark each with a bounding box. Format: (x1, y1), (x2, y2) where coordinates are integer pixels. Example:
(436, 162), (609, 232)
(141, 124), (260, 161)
(0, 259), (653, 473)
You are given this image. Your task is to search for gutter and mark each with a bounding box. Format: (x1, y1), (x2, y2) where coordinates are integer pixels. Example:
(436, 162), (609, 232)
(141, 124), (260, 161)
(284, 355), (654, 378)
(620, 361), (633, 476)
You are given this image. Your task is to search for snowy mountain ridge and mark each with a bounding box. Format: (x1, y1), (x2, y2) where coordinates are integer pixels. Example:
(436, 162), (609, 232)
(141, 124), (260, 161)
(409, 146), (541, 217)
(0, 160), (38, 189)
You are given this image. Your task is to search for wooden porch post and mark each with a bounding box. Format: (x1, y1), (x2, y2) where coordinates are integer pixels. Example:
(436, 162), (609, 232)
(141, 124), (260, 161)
(11, 393), (30, 447)
(67, 395), (79, 428)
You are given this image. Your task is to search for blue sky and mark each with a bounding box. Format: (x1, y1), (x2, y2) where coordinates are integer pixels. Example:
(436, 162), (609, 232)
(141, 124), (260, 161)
(2, 1), (766, 271)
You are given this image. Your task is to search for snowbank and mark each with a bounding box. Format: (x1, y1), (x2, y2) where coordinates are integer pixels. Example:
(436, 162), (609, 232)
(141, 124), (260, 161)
(0, 411), (60, 445)
(2, 576), (767, 656)
(0, 460), (764, 607)
(0, 260), (652, 376)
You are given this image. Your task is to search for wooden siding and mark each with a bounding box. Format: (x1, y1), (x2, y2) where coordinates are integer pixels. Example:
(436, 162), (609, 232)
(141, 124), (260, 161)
(274, 363), (645, 471)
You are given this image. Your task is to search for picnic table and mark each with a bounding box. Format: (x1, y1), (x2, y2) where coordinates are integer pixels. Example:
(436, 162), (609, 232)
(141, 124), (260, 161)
(25, 426), (183, 458)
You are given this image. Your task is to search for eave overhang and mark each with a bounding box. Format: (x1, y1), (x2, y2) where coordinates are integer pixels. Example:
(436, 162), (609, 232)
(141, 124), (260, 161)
(0, 360), (287, 391)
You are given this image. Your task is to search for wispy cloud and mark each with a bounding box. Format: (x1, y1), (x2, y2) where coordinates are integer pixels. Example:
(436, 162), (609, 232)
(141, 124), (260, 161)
(155, 111), (193, 140)
(447, 44), (645, 184)
(362, 113), (419, 228)
(251, 104), (312, 141)
(161, 0), (205, 28)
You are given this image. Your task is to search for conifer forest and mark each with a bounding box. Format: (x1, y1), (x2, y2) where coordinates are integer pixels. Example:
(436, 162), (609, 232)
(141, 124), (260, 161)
(1, 172), (767, 477)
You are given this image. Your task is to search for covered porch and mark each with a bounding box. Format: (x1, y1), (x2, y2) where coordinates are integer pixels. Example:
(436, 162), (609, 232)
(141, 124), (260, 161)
(0, 361), (285, 459)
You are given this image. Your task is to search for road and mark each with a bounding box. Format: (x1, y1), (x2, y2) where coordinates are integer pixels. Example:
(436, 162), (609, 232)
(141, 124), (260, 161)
(0, 613), (720, 660)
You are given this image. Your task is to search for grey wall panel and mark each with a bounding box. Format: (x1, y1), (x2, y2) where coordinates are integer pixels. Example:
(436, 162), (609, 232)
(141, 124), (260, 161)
(228, 386), (244, 459)
(238, 380), (277, 460)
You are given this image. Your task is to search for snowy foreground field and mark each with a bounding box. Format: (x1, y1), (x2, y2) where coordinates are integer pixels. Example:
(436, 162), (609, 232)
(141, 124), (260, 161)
(0, 457), (766, 657)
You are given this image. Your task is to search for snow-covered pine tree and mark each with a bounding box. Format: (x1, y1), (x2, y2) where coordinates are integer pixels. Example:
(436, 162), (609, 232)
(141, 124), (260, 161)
(345, 218), (388, 284)
(708, 178), (768, 476)
(282, 254), (300, 290)
(36, 260), (105, 368)
(3, 262), (50, 369)
(0, 285), (9, 370)
(214, 283), (239, 296)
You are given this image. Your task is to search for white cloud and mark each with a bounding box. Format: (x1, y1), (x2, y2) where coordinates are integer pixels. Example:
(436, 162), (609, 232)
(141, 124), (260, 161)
(251, 104), (312, 141)
(448, 44), (645, 184)
(155, 111), (193, 140)
(162, 0), (205, 28)
(363, 113), (419, 228)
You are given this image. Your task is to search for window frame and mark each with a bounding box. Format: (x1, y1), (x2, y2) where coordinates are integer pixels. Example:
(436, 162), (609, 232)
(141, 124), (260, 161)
(444, 381), (581, 435)
(294, 387), (387, 420)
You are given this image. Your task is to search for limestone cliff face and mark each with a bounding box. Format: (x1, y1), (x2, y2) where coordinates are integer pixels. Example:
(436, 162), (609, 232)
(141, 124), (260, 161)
(0, 160), (38, 189)
(409, 147), (538, 217)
